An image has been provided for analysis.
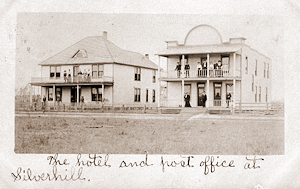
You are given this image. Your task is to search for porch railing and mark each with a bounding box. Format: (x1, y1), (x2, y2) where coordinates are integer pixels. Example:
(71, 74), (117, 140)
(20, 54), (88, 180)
(161, 69), (237, 79)
(31, 75), (114, 84)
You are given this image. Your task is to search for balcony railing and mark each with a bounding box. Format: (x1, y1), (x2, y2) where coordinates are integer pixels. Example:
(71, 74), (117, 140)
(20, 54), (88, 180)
(31, 76), (114, 84)
(161, 69), (239, 79)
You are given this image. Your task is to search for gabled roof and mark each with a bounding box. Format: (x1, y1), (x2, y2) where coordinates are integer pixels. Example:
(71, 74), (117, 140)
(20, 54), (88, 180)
(39, 36), (158, 70)
(156, 43), (244, 56)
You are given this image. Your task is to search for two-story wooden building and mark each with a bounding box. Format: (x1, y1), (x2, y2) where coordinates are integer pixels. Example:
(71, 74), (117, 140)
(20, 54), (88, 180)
(157, 25), (271, 110)
(31, 32), (158, 108)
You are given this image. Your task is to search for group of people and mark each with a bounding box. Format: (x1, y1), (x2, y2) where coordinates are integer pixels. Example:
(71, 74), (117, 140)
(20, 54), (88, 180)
(63, 69), (92, 83)
(175, 60), (224, 78)
(184, 91), (207, 108)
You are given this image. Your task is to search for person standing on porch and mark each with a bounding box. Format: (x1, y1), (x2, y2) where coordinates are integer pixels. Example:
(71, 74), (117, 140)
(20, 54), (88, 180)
(209, 61), (214, 76)
(175, 62), (181, 78)
(68, 69), (71, 82)
(197, 62), (202, 77)
(42, 95), (47, 113)
(184, 93), (191, 107)
(202, 91), (207, 107)
(226, 93), (231, 108)
(185, 62), (190, 78)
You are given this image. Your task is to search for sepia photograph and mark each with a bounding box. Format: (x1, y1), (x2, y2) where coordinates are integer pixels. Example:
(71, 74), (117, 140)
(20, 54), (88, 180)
(15, 13), (284, 155)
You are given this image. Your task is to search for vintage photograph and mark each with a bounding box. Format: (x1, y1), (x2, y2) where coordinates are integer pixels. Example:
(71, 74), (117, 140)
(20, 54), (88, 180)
(15, 13), (284, 155)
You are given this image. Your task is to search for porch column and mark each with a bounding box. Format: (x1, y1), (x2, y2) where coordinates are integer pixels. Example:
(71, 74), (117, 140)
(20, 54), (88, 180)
(29, 84), (32, 108)
(53, 85), (56, 105)
(207, 54), (210, 78)
(76, 84), (79, 104)
(206, 80), (210, 108)
(233, 53), (236, 111)
(102, 84), (104, 102)
(181, 79), (184, 107)
(158, 55), (161, 108)
(181, 55), (185, 78)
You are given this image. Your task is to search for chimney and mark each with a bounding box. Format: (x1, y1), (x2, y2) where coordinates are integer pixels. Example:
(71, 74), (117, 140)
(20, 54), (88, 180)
(103, 31), (107, 40)
(145, 54), (149, 59)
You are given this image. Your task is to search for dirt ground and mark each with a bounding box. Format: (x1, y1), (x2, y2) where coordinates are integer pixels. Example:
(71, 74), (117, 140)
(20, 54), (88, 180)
(15, 114), (284, 155)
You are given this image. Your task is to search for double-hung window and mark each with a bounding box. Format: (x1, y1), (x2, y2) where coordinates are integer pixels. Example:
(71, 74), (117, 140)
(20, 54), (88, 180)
(135, 67), (141, 81)
(50, 66), (61, 78)
(134, 88), (141, 102)
(152, 89), (155, 103)
(255, 59), (257, 76)
(91, 86), (102, 101)
(92, 64), (104, 78)
(146, 89), (148, 102)
(152, 70), (156, 83)
(245, 57), (248, 74)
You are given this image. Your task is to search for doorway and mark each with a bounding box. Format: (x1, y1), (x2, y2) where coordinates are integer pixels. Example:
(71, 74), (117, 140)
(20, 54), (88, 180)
(71, 86), (81, 103)
(184, 84), (191, 107)
(214, 83), (222, 106)
(197, 83), (205, 106)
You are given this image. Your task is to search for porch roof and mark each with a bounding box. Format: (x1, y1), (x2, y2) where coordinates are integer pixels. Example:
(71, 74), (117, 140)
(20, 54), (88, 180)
(156, 43), (243, 56)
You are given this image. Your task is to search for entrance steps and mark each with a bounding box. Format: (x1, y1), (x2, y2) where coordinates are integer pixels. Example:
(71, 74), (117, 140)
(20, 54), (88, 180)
(180, 107), (207, 115)
(208, 107), (232, 114)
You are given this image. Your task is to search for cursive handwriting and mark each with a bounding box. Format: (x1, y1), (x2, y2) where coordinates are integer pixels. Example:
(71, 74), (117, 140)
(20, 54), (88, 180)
(47, 154), (69, 166)
(244, 156), (264, 169)
(161, 156), (194, 172)
(119, 152), (153, 168)
(199, 156), (235, 175)
(11, 165), (85, 182)
(75, 154), (111, 167)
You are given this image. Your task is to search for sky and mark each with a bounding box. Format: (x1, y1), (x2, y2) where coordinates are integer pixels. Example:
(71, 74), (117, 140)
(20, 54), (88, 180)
(16, 13), (284, 101)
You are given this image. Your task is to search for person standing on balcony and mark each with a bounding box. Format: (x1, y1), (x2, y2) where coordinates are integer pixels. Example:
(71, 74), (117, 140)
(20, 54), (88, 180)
(203, 60), (207, 76)
(185, 62), (190, 78)
(68, 69), (71, 82)
(197, 62), (202, 77)
(78, 69), (83, 82)
(63, 70), (67, 83)
(216, 60), (222, 77)
(175, 62), (181, 78)
(83, 69), (87, 82)
(87, 69), (91, 82)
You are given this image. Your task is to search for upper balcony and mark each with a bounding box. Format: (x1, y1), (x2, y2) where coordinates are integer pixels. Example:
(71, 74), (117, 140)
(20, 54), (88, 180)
(160, 68), (241, 81)
(31, 75), (114, 86)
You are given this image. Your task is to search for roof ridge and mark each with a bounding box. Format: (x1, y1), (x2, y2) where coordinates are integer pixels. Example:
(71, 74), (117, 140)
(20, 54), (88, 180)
(39, 36), (90, 65)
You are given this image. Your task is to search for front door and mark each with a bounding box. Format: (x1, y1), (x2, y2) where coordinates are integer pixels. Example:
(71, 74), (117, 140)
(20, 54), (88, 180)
(71, 86), (81, 103)
(214, 83), (222, 106)
(197, 83), (205, 106)
(184, 84), (191, 107)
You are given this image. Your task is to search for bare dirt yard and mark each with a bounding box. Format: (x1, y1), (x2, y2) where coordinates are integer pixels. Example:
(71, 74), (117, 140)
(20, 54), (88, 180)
(15, 113), (284, 155)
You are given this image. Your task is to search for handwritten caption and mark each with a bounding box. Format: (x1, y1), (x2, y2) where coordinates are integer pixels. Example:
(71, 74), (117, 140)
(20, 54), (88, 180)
(11, 153), (264, 182)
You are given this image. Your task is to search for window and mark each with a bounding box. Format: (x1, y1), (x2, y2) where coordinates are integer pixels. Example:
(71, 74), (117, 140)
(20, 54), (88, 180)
(264, 62), (266, 78)
(252, 75), (254, 92)
(98, 65), (104, 78)
(92, 64), (104, 78)
(50, 66), (55, 78)
(134, 88), (141, 102)
(91, 86), (102, 101)
(50, 66), (61, 78)
(245, 57), (248, 74)
(266, 87), (268, 102)
(135, 67), (141, 81)
(48, 87), (53, 101)
(153, 89), (155, 103)
(153, 70), (156, 83)
(146, 89), (148, 102)
(56, 66), (61, 77)
(255, 59), (257, 76)
(259, 86), (261, 102)
(56, 87), (62, 101)
(255, 86), (257, 102)
(267, 63), (269, 78)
